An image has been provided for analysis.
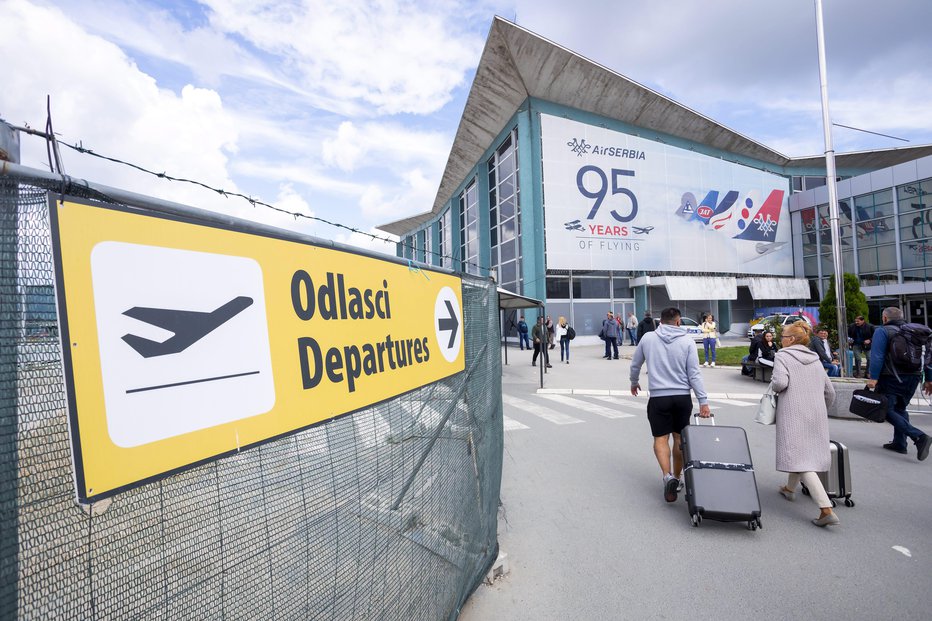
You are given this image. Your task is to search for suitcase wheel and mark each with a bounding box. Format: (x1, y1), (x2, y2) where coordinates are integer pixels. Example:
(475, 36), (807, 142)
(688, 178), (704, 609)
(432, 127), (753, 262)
(691, 514), (701, 527)
(747, 520), (758, 531)
(801, 485), (810, 496)
(844, 498), (855, 508)
(830, 499), (837, 508)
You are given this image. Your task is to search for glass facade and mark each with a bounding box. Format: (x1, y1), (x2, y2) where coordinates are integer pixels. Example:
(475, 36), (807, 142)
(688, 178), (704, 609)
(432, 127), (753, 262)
(403, 234), (416, 260)
(544, 273), (634, 336)
(900, 179), (932, 282)
(438, 209), (453, 269)
(459, 180), (479, 275)
(801, 173), (932, 295)
(488, 129), (522, 293)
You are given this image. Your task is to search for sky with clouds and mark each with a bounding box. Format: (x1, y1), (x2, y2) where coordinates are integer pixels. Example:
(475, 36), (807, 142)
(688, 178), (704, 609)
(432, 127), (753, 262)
(3, 0), (931, 255)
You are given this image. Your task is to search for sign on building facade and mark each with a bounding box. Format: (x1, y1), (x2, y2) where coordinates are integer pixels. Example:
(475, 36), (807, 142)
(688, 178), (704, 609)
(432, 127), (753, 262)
(541, 114), (793, 275)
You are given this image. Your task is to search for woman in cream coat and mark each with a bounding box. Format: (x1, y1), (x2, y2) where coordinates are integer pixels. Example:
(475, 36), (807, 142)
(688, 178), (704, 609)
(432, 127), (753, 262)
(770, 322), (839, 527)
(700, 313), (717, 367)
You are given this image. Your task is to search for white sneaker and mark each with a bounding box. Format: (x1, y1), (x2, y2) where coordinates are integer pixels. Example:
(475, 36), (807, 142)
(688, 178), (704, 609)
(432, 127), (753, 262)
(702, 362), (709, 367)
(711, 362), (716, 368)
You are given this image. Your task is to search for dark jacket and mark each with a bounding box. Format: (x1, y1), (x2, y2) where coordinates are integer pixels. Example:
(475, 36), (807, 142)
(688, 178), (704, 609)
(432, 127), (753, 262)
(602, 318), (620, 340)
(749, 338), (776, 362)
(868, 319), (932, 381)
(531, 323), (546, 344)
(847, 322), (874, 346)
(517, 320), (528, 335)
(808, 333), (834, 364)
(636, 317), (655, 342)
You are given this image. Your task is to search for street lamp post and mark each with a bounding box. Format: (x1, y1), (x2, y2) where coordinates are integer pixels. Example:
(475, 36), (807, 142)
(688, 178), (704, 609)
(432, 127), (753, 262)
(814, 0), (849, 376)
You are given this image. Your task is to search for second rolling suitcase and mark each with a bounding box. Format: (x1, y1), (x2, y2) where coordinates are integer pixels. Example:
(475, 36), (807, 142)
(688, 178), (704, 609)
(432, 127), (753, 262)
(802, 439), (854, 507)
(681, 414), (762, 530)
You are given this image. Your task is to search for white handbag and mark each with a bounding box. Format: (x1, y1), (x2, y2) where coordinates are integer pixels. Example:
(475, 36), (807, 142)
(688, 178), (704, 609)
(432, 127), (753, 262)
(755, 384), (777, 425)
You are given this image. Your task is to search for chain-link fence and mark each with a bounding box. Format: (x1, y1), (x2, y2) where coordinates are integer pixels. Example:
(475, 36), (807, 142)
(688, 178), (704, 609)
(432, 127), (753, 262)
(0, 169), (503, 620)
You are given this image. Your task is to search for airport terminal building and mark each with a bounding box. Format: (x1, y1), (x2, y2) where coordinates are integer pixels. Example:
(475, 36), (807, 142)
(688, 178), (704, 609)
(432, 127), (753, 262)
(378, 18), (932, 335)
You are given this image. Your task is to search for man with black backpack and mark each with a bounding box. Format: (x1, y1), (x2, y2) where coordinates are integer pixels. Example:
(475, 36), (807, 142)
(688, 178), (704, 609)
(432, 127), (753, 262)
(866, 307), (932, 461)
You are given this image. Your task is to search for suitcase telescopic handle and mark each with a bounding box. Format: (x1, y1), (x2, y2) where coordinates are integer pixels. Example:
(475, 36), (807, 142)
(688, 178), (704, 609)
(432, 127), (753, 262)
(693, 412), (715, 426)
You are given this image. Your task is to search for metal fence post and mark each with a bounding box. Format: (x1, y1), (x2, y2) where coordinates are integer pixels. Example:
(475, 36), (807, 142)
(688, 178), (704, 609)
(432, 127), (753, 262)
(0, 120), (21, 617)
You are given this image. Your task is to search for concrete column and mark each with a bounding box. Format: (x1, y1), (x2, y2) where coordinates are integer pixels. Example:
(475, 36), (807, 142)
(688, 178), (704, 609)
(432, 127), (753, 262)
(717, 299), (732, 334)
(634, 284), (648, 317)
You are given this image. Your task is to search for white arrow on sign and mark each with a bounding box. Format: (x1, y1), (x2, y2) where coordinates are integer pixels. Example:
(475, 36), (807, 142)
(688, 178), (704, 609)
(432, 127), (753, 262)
(434, 286), (462, 362)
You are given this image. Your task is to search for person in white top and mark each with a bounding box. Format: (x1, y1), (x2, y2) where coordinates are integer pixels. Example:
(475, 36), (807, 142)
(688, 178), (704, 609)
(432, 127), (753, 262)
(556, 316), (570, 364)
(625, 312), (638, 345)
(701, 313), (718, 367)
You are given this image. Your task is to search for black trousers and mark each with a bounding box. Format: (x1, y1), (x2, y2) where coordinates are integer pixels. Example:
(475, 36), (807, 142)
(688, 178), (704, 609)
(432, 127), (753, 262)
(532, 342), (549, 365)
(604, 337), (618, 359)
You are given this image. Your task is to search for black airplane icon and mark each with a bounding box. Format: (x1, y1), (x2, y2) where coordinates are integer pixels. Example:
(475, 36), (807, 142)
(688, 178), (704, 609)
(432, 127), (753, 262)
(121, 296), (253, 358)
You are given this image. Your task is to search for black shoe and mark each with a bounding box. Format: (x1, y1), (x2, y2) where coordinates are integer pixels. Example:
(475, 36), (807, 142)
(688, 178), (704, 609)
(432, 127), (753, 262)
(882, 442), (907, 455)
(613, 356), (619, 360)
(531, 363), (536, 367)
(663, 477), (679, 503)
(545, 364), (553, 368)
(916, 435), (931, 462)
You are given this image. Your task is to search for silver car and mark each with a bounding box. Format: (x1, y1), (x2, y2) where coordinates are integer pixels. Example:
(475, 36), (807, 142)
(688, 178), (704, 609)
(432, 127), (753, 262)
(747, 314), (811, 339)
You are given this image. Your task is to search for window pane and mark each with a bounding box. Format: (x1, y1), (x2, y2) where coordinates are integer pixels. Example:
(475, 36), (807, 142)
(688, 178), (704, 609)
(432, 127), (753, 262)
(500, 218), (515, 242)
(501, 261), (517, 286)
(500, 195), (516, 219)
(902, 240), (932, 270)
(612, 278), (632, 298)
(547, 276), (570, 299)
(501, 239), (516, 263)
(572, 302), (613, 336)
(900, 205), (932, 241)
(577, 277), (610, 299)
(803, 255), (819, 277)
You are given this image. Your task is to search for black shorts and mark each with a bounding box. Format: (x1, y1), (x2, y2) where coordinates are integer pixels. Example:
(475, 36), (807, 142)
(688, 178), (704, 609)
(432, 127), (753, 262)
(647, 395), (693, 437)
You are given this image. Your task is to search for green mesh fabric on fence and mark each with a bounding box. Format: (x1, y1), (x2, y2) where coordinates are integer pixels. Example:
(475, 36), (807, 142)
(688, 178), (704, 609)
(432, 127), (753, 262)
(0, 178), (502, 620)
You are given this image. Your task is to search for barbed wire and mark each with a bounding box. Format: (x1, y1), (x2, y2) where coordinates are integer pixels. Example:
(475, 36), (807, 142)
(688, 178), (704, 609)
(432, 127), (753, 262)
(3, 117), (491, 276)
(54, 137), (495, 275)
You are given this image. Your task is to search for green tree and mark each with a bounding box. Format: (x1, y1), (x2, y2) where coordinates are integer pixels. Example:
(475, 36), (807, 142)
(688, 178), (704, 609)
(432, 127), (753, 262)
(818, 273), (869, 348)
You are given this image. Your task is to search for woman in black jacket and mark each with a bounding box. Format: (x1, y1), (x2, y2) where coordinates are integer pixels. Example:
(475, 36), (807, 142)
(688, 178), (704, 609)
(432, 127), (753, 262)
(750, 331), (777, 366)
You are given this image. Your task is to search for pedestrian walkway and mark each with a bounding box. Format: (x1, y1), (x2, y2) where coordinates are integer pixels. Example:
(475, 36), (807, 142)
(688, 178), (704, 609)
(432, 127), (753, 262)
(502, 342), (764, 397)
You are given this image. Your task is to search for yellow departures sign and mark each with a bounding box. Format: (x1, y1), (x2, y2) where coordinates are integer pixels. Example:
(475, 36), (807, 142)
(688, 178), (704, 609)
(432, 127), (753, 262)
(51, 197), (465, 502)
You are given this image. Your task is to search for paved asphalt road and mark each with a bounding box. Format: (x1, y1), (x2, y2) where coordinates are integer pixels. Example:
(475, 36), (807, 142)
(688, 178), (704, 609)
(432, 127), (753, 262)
(459, 342), (932, 621)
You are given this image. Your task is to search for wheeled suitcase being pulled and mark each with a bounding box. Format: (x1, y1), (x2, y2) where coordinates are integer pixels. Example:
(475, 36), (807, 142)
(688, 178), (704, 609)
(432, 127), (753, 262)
(681, 414), (762, 530)
(802, 440), (854, 508)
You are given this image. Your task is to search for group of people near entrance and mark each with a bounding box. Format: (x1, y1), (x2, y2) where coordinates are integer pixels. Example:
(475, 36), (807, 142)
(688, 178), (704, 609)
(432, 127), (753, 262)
(516, 314), (572, 368)
(742, 315), (876, 379)
(631, 306), (931, 529)
(599, 311), (660, 360)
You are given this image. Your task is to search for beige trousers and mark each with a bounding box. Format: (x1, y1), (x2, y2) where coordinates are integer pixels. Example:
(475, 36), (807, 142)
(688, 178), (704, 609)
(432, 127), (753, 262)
(787, 472), (831, 508)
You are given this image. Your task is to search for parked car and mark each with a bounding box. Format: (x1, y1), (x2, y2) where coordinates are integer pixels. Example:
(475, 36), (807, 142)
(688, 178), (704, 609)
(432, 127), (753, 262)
(652, 316), (704, 342)
(680, 317), (705, 343)
(747, 314), (811, 339)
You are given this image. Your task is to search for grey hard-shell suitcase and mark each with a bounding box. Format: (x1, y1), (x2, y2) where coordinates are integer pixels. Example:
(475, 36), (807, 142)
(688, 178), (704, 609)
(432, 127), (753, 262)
(802, 440), (854, 507)
(681, 414), (762, 530)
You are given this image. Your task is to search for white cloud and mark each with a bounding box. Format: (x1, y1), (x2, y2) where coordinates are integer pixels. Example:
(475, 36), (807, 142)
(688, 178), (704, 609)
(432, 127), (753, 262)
(0, 0), (245, 212)
(322, 120), (451, 174)
(358, 168), (436, 220)
(322, 122), (365, 172)
(333, 227), (399, 258)
(200, 0), (489, 115)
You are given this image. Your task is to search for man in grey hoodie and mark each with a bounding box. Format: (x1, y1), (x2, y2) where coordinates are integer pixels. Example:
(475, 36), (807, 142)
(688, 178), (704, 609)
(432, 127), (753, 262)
(630, 307), (711, 502)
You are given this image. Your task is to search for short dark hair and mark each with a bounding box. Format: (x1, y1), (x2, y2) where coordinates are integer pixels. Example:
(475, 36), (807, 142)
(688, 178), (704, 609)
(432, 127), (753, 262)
(660, 307), (681, 324)
(855, 315), (865, 321)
